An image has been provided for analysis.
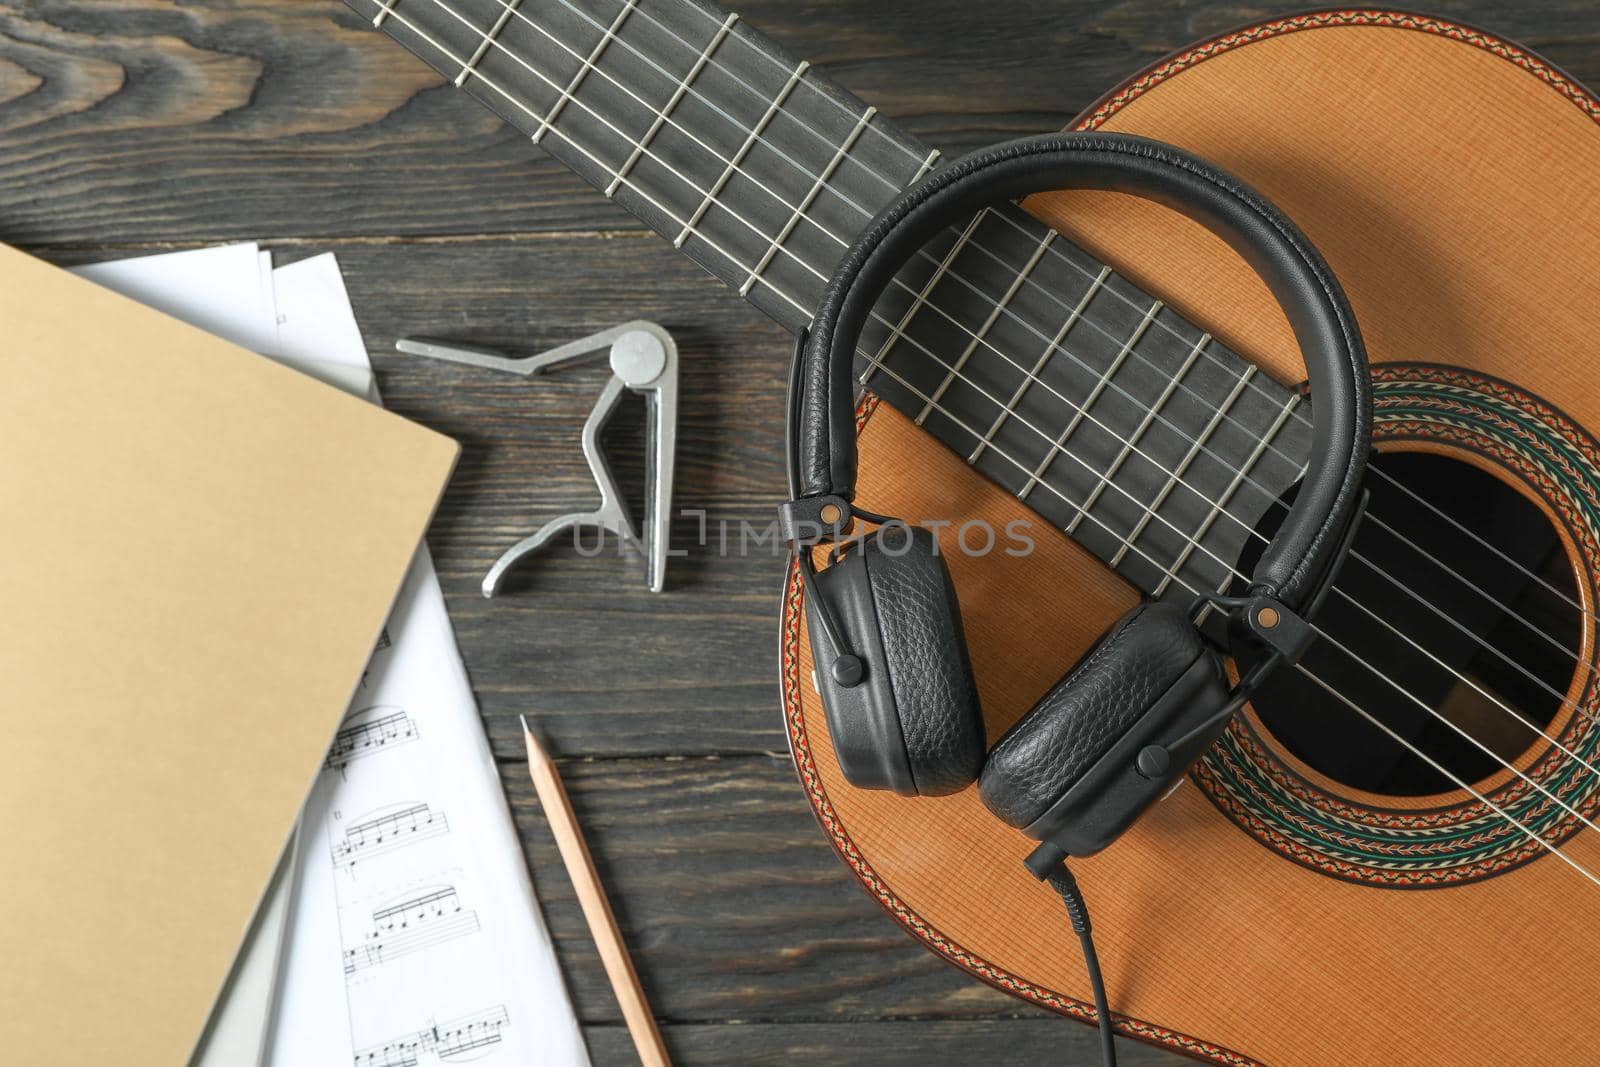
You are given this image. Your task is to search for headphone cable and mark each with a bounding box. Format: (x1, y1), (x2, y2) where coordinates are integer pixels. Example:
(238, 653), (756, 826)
(1047, 862), (1118, 1067)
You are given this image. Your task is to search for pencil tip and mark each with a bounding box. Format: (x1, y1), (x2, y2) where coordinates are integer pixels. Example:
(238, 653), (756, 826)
(519, 716), (549, 764)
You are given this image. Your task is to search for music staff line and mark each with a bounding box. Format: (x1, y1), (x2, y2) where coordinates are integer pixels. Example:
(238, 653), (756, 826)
(345, 886), (481, 978)
(353, 1005), (510, 1067)
(326, 705), (419, 772)
(333, 802), (451, 871)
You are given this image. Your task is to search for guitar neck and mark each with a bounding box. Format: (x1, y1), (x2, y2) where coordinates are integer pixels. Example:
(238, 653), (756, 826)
(352, 0), (930, 331)
(352, 0), (1312, 605)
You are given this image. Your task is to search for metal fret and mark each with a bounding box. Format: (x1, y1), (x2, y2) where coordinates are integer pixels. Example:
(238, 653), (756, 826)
(532, 0), (639, 147)
(455, 0), (522, 86)
(910, 148), (942, 183)
(916, 229), (1057, 424)
(739, 106), (877, 298)
(1017, 297), (1163, 501)
(607, 12), (738, 197)
(1067, 332), (1210, 534)
(970, 265), (1109, 463)
(674, 59), (809, 249)
(371, 0), (400, 27)
(1153, 391), (1302, 596)
(859, 210), (985, 386)
(1111, 365), (1257, 567)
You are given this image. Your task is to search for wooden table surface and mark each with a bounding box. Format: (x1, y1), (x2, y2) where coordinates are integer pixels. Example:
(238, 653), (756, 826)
(5, 2), (1596, 1063)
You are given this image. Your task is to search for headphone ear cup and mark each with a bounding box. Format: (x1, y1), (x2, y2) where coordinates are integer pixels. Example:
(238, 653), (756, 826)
(860, 526), (985, 796)
(978, 601), (1218, 829)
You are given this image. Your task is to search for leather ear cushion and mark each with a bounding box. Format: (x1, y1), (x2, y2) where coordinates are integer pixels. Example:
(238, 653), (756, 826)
(978, 602), (1213, 828)
(861, 527), (985, 796)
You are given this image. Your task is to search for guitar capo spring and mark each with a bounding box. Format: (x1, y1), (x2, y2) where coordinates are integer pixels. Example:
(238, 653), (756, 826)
(398, 321), (678, 598)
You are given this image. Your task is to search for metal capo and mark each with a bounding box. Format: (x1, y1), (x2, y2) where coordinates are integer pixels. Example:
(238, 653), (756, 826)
(398, 321), (678, 598)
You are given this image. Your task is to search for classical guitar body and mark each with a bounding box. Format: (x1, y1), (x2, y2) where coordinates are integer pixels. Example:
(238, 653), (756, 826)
(781, 12), (1600, 1065)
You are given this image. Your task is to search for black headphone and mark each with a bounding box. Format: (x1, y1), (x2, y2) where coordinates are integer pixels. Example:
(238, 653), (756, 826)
(781, 132), (1371, 864)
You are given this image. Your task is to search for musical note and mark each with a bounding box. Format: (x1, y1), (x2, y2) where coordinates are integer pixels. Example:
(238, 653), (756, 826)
(353, 1005), (509, 1066)
(333, 803), (450, 871)
(344, 886), (480, 977)
(432, 1005), (509, 1059)
(353, 1044), (418, 1067)
(326, 705), (418, 771)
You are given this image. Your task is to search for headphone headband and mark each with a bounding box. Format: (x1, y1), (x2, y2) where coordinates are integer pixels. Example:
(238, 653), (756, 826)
(791, 132), (1370, 609)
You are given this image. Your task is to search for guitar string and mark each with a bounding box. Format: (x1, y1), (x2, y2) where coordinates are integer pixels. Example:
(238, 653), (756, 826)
(876, 229), (1594, 707)
(910, 209), (1597, 667)
(1293, 663), (1600, 889)
(387, 0), (1600, 881)
(446, 0), (1593, 695)
(400, 0), (1600, 805)
(457, 0), (1596, 682)
(434, 0), (1587, 701)
(841, 299), (1600, 783)
(662, 0), (929, 170)
(408, 0), (1600, 810)
(644, 0), (1592, 634)
(853, 351), (1600, 873)
(514, 0), (1597, 650)
(843, 257), (1600, 746)
(907, 234), (1598, 714)
(869, 231), (1600, 726)
(925, 216), (1597, 643)
(950, 208), (1598, 635)
(379, 3), (1600, 851)
(387, 0), (824, 312)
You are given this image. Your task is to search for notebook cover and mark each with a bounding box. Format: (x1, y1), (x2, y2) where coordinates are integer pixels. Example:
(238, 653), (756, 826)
(0, 243), (459, 1066)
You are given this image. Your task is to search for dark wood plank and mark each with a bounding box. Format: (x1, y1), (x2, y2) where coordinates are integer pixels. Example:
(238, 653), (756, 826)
(583, 1021), (1178, 1065)
(508, 755), (1011, 1021)
(0, 1), (1595, 247)
(338, 236), (799, 756)
(515, 756), (1171, 1061)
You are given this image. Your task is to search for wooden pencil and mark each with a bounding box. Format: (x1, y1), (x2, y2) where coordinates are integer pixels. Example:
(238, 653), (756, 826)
(521, 716), (672, 1067)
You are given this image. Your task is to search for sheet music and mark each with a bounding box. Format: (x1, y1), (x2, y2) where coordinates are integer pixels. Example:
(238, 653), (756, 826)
(268, 552), (586, 1065)
(264, 256), (588, 1066)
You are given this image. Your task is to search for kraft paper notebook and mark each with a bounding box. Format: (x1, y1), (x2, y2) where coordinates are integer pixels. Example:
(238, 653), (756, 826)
(0, 242), (460, 1067)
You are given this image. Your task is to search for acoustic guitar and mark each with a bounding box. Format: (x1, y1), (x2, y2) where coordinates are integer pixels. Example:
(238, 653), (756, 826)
(352, 2), (1600, 1062)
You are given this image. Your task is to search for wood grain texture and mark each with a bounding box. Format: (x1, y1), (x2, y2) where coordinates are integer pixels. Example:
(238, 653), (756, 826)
(581, 1020), (1182, 1064)
(6, 2), (1599, 1063)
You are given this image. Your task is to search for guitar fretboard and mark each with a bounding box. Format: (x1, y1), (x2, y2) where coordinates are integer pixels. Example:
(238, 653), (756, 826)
(351, 0), (1314, 604)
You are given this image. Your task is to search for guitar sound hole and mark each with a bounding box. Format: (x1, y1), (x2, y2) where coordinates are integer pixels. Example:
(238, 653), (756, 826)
(1243, 451), (1583, 797)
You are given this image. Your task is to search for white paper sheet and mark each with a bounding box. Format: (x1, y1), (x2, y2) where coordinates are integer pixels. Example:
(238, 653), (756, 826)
(74, 243), (280, 355)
